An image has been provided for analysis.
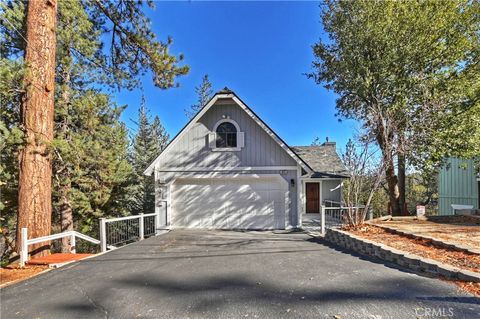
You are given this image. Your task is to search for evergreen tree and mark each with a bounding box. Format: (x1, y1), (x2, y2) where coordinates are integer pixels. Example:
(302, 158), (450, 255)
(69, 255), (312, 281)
(185, 74), (213, 118)
(1, 0), (186, 255)
(15, 0), (58, 258)
(151, 116), (170, 152)
(0, 2), (27, 258)
(129, 99), (169, 214)
(54, 91), (133, 230)
(0, 60), (23, 258)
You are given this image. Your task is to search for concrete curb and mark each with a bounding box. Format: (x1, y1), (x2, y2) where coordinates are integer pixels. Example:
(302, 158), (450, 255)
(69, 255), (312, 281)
(323, 228), (480, 283)
(372, 224), (480, 255)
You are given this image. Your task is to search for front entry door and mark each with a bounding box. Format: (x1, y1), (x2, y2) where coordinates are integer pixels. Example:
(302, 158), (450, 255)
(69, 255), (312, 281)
(306, 183), (320, 213)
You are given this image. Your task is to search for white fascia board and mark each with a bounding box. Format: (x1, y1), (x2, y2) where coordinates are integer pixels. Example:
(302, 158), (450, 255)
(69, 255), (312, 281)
(172, 173), (289, 188)
(155, 166), (298, 172)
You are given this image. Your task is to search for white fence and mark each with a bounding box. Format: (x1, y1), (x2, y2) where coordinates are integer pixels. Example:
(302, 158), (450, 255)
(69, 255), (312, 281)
(19, 212), (162, 266)
(99, 212), (160, 252)
(20, 228), (100, 267)
(320, 204), (368, 235)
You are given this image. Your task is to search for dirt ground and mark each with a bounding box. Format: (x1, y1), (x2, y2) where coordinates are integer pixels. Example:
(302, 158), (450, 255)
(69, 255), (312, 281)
(0, 265), (49, 288)
(373, 219), (480, 250)
(27, 253), (94, 265)
(454, 280), (480, 297)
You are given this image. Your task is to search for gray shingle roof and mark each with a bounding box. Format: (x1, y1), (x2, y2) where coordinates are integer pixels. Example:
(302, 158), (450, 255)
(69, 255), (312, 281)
(292, 144), (348, 177)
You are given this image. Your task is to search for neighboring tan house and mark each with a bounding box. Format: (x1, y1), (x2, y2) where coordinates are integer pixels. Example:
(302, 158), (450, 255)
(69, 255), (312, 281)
(144, 88), (348, 230)
(438, 157), (479, 215)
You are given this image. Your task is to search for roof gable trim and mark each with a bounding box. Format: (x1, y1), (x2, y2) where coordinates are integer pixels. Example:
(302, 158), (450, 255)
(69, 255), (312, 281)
(144, 92), (313, 175)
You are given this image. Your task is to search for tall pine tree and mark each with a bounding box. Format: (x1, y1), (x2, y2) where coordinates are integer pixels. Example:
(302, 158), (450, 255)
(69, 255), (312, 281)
(1, 0), (186, 256)
(185, 74), (213, 118)
(130, 99), (169, 214)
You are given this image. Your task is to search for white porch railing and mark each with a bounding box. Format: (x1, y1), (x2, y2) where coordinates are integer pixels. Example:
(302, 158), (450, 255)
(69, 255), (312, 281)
(20, 228), (100, 267)
(99, 212), (160, 252)
(320, 205), (367, 235)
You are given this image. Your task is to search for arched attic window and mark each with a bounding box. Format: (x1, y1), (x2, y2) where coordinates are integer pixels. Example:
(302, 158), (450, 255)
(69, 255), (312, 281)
(209, 119), (244, 151)
(216, 122), (237, 148)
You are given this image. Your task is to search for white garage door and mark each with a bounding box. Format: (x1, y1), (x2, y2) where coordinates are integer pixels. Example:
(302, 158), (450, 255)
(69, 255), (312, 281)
(171, 176), (287, 229)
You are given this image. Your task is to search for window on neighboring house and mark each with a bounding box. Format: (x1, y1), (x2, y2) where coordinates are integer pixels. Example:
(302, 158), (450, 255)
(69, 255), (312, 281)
(216, 122), (237, 148)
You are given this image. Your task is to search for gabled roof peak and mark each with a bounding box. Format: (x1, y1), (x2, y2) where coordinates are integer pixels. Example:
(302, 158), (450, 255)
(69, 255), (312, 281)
(144, 90), (314, 176)
(217, 87), (233, 94)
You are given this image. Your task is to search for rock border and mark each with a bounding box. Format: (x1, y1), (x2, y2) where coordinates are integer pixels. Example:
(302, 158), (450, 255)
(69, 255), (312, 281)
(323, 227), (480, 283)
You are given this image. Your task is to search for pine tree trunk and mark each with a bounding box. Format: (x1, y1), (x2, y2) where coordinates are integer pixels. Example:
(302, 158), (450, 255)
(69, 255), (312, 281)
(58, 53), (74, 253)
(16, 0), (57, 258)
(60, 184), (73, 253)
(398, 154), (407, 215)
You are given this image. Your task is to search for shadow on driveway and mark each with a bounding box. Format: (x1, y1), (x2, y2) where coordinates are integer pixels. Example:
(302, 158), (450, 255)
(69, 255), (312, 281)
(2, 230), (479, 319)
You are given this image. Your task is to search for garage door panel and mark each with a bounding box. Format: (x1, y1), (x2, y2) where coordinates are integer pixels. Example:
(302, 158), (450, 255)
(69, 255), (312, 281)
(173, 202), (215, 227)
(212, 207), (230, 228)
(187, 216), (213, 228)
(236, 212), (256, 229)
(267, 190), (283, 201)
(244, 215), (274, 229)
(228, 190), (259, 202)
(247, 202), (274, 215)
(255, 190), (270, 201)
(171, 177), (286, 229)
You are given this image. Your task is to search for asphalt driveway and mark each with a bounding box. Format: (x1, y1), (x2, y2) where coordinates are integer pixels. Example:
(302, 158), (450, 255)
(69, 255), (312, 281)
(1, 230), (479, 319)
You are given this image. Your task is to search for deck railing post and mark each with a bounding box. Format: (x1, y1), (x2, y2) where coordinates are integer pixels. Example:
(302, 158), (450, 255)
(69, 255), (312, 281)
(20, 228), (28, 267)
(99, 218), (107, 252)
(139, 213), (144, 240)
(70, 232), (76, 254)
(321, 205), (325, 236)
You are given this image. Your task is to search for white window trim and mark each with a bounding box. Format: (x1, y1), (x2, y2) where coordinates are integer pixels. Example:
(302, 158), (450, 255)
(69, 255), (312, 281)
(213, 118), (240, 132)
(213, 118), (242, 151)
(212, 147), (242, 152)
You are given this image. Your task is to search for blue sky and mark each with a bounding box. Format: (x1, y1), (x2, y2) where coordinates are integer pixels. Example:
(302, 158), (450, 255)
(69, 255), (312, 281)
(115, 1), (358, 149)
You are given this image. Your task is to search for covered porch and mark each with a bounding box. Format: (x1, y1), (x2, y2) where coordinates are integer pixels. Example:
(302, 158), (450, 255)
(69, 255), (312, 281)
(291, 143), (349, 229)
(299, 177), (344, 220)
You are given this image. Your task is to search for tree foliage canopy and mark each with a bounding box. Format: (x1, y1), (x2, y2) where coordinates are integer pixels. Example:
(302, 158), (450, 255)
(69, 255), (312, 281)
(309, 0), (480, 214)
(309, 0), (479, 166)
(0, 0), (186, 256)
